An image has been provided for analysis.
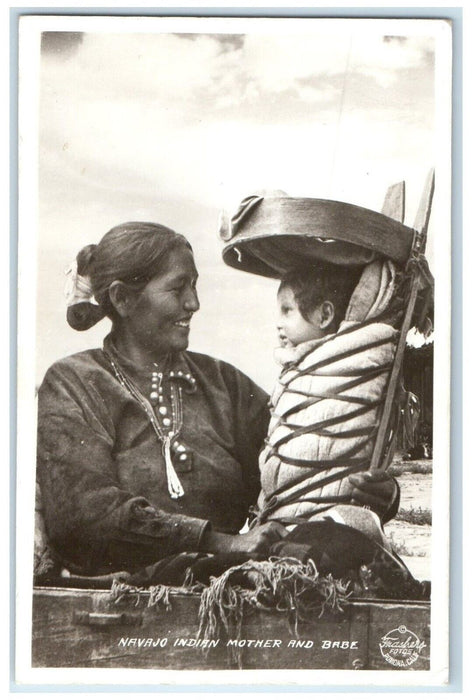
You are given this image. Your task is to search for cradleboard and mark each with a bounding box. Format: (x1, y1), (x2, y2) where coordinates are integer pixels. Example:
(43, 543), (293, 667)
(221, 173), (435, 476)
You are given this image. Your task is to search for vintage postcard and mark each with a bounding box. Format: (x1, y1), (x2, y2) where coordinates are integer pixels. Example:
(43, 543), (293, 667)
(15, 14), (452, 687)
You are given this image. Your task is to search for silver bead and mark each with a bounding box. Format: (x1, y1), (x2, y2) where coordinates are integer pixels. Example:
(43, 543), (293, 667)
(179, 453), (187, 461)
(150, 391), (159, 401)
(162, 417), (171, 427)
(176, 444), (186, 452)
(158, 395), (164, 403)
(159, 406), (167, 416)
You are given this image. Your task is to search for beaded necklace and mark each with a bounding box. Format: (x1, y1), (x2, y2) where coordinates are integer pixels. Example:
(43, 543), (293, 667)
(104, 351), (186, 500)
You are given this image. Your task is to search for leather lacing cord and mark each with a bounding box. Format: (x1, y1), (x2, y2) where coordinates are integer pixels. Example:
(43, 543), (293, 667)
(278, 318), (397, 381)
(268, 401), (381, 454)
(282, 336), (396, 385)
(257, 324), (397, 523)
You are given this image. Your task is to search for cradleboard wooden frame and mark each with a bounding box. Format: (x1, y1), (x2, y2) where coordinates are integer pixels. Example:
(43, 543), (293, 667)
(369, 170), (435, 473)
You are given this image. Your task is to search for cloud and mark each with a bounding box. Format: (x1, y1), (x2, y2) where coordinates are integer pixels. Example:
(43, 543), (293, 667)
(41, 31), (83, 56)
(42, 32), (225, 103)
(40, 31), (433, 119)
(39, 30), (434, 210)
(351, 34), (433, 87)
(230, 33), (432, 96)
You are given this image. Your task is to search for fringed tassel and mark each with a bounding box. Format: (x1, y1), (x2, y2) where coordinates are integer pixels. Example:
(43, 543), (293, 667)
(196, 557), (351, 668)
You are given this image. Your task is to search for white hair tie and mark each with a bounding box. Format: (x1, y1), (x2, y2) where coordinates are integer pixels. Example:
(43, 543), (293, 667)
(64, 260), (94, 307)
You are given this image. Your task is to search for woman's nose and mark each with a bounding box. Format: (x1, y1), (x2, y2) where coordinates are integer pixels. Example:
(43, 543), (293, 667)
(183, 287), (200, 312)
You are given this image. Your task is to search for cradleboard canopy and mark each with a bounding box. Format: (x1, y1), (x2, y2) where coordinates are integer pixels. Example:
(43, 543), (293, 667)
(220, 193), (415, 276)
(220, 175), (433, 278)
(220, 183), (414, 278)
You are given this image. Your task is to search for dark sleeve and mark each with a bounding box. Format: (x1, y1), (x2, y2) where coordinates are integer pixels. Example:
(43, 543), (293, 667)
(381, 478), (400, 524)
(225, 365), (270, 512)
(36, 364), (210, 575)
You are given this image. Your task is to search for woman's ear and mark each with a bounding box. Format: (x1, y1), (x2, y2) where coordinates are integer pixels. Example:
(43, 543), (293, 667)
(319, 300), (336, 330)
(108, 281), (137, 319)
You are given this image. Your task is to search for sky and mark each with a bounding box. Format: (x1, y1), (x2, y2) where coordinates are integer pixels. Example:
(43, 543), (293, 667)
(34, 20), (439, 390)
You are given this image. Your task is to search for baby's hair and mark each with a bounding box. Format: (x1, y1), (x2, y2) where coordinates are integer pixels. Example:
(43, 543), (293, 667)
(280, 263), (362, 330)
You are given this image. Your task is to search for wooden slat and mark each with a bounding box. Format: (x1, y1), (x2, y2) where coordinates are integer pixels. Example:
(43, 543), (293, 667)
(369, 170), (435, 473)
(32, 588), (430, 670)
(369, 274), (422, 473)
(413, 169), (435, 241)
(381, 181), (405, 223)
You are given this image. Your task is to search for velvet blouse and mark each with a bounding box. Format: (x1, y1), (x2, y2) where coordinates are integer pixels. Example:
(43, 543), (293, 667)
(36, 338), (269, 574)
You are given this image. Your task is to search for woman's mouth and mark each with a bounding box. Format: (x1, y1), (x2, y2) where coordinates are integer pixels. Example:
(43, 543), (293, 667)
(174, 319), (191, 329)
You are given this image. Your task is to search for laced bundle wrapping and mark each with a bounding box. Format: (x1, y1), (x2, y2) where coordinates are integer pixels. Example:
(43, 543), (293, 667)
(257, 261), (400, 525)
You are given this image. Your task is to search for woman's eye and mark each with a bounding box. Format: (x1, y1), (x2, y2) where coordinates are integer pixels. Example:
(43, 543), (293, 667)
(171, 278), (197, 293)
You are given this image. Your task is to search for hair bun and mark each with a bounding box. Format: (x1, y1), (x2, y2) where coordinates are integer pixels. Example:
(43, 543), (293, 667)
(76, 244), (97, 276)
(67, 302), (106, 331)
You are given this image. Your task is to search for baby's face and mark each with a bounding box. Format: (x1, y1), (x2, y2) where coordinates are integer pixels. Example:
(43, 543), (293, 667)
(276, 285), (325, 348)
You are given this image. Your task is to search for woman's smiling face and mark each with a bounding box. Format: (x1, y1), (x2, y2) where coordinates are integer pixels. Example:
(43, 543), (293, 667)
(126, 245), (200, 356)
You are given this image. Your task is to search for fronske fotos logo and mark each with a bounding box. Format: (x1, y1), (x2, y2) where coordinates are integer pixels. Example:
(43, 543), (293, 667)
(379, 625), (427, 668)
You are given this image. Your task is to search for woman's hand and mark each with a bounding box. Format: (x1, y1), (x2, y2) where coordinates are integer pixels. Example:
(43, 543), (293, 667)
(201, 522), (288, 555)
(348, 471), (399, 521)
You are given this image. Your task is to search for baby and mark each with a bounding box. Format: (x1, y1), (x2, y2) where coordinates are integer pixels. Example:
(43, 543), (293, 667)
(255, 260), (399, 545)
(275, 264), (357, 349)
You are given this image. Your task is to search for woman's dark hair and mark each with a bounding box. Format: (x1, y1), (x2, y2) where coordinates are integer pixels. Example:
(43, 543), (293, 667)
(67, 222), (191, 330)
(280, 262), (362, 331)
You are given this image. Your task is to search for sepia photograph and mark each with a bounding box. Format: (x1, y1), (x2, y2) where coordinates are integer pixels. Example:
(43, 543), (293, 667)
(15, 13), (452, 687)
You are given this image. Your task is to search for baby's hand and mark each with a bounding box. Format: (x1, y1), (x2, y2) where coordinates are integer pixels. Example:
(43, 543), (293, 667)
(348, 471), (398, 518)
